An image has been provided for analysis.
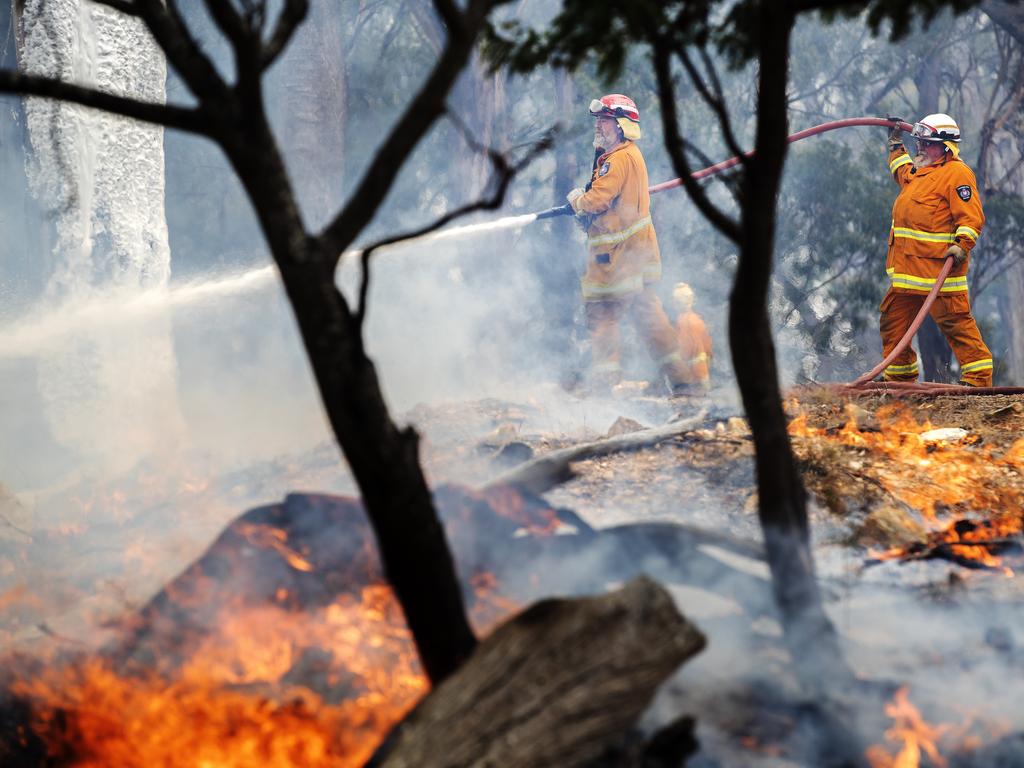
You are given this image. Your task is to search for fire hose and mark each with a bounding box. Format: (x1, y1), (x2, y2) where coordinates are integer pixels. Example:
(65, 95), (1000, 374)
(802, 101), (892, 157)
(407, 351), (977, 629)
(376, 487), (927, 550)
(534, 116), (916, 218)
(533, 116), (1024, 396)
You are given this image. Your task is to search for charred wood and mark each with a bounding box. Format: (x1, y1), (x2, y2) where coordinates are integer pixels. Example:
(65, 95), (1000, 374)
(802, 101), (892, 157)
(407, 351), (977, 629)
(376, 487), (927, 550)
(487, 410), (707, 495)
(104, 487), (767, 676)
(368, 577), (705, 768)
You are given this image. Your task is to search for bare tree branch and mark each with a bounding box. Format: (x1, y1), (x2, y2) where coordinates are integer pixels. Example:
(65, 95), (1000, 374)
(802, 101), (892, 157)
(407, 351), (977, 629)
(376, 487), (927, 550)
(432, 0), (462, 32)
(650, 39), (741, 242)
(0, 69), (210, 134)
(129, 0), (232, 104)
(318, 0), (514, 266)
(690, 46), (747, 164)
(354, 122), (554, 328)
(261, 0), (310, 68)
(787, 30), (869, 105)
(202, 0), (250, 49)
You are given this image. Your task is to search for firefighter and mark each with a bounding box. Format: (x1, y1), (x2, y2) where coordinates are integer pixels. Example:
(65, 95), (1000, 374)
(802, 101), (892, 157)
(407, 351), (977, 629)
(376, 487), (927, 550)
(566, 94), (688, 393)
(671, 282), (713, 391)
(881, 113), (992, 386)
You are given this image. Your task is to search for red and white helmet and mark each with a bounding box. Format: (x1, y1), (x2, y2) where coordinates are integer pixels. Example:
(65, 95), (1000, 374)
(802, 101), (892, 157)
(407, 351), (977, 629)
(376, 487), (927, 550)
(589, 94), (641, 140)
(911, 113), (961, 143)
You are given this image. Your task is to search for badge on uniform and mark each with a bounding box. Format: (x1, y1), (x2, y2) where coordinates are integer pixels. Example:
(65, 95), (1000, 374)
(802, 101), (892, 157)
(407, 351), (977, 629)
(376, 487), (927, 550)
(599, 161), (611, 177)
(956, 185), (972, 201)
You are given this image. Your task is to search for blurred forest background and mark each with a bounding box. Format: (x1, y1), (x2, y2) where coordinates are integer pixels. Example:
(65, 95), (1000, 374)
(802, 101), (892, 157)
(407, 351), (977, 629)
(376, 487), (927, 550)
(1, 0), (1022, 390)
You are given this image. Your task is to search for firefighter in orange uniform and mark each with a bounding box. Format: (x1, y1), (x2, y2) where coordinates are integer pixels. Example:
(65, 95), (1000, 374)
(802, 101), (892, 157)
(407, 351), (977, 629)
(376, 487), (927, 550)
(566, 94), (688, 393)
(671, 282), (713, 390)
(881, 113), (992, 386)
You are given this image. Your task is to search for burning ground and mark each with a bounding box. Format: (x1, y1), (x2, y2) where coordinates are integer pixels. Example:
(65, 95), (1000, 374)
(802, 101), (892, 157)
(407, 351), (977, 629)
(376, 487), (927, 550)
(3, 387), (1024, 765)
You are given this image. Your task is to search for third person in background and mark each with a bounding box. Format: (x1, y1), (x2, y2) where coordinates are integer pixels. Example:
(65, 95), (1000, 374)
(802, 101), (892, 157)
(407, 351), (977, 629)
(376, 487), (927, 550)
(881, 113), (993, 386)
(671, 282), (712, 392)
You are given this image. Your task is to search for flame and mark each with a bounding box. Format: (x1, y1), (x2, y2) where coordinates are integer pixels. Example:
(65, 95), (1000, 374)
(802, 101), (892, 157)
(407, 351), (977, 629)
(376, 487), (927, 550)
(236, 523), (315, 572)
(10, 555), (521, 766)
(790, 403), (1024, 569)
(12, 584), (429, 767)
(866, 687), (948, 768)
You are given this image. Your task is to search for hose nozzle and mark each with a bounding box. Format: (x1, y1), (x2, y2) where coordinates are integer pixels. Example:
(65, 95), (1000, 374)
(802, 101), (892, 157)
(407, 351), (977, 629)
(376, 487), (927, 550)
(534, 203), (574, 220)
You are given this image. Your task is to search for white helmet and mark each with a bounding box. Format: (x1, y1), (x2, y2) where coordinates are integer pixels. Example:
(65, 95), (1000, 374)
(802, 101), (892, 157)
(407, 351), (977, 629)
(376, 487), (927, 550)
(912, 113), (961, 143)
(672, 282), (695, 310)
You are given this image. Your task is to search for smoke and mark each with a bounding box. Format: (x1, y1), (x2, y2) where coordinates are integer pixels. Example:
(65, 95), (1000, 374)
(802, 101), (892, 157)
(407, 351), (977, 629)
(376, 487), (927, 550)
(4, 4), (1024, 763)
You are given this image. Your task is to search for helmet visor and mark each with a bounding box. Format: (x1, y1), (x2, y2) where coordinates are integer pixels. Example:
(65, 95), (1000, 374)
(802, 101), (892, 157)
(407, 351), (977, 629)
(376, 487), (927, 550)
(908, 122), (942, 155)
(911, 122), (936, 140)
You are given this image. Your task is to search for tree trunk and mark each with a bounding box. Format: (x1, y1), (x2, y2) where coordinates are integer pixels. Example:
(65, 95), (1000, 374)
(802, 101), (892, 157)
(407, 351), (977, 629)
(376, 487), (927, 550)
(731, 6), (852, 696)
(1001, 261), (1024, 383)
(542, 67), (583, 364)
(222, 107), (476, 685)
(371, 577), (705, 768)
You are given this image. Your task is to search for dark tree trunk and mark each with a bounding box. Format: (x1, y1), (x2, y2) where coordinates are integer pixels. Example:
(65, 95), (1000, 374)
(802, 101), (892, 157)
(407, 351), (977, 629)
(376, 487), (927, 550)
(730, 6), (852, 694)
(220, 96), (476, 682)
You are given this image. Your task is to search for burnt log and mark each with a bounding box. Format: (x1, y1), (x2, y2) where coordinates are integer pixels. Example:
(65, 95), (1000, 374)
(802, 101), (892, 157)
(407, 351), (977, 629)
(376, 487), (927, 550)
(105, 487), (768, 676)
(488, 411), (707, 495)
(370, 577), (705, 768)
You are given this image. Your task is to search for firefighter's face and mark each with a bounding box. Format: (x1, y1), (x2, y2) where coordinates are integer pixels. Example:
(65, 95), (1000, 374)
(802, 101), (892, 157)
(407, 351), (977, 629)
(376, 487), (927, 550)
(913, 139), (947, 166)
(594, 117), (621, 149)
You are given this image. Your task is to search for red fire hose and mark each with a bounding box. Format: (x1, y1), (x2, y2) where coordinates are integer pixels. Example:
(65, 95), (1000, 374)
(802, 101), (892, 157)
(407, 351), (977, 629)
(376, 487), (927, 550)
(535, 116), (915, 218)
(647, 116), (914, 193)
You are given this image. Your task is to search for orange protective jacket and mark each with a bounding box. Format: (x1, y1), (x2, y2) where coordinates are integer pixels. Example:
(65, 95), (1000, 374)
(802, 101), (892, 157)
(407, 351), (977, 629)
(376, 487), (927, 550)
(886, 147), (984, 295)
(571, 141), (661, 301)
(675, 310), (712, 383)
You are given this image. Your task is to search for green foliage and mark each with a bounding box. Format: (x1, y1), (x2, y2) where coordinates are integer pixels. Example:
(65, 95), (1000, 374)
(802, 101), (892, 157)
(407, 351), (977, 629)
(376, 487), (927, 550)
(775, 140), (893, 363)
(483, 0), (986, 80)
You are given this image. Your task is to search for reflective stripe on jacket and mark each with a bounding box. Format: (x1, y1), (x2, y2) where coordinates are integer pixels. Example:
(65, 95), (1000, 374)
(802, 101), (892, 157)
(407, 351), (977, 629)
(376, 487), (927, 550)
(886, 147), (984, 295)
(575, 141), (660, 301)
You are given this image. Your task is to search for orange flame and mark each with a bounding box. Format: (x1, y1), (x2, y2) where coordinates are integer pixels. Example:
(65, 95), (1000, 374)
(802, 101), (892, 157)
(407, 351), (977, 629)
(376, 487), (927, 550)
(790, 403), (1024, 569)
(866, 687), (947, 768)
(10, 558), (522, 767)
(237, 523), (315, 572)
(12, 584), (428, 767)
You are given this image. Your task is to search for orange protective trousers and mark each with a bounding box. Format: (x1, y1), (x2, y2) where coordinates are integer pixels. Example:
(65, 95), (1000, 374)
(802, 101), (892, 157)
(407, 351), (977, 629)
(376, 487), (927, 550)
(585, 286), (687, 386)
(879, 290), (993, 386)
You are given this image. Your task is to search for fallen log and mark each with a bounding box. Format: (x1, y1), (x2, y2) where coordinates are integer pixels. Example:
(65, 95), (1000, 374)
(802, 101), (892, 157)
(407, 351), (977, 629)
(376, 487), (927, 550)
(370, 577), (705, 768)
(487, 410), (708, 496)
(106, 487), (768, 675)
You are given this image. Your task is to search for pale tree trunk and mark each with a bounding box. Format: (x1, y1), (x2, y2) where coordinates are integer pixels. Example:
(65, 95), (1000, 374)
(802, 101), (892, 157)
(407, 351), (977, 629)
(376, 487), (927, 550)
(983, 0), (1024, 384)
(537, 67), (581, 368)
(999, 265), (1024, 383)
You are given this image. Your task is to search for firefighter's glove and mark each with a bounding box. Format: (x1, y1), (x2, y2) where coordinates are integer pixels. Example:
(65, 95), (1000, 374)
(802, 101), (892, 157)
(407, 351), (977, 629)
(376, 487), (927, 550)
(945, 243), (967, 267)
(567, 187), (585, 213)
(886, 115), (905, 151)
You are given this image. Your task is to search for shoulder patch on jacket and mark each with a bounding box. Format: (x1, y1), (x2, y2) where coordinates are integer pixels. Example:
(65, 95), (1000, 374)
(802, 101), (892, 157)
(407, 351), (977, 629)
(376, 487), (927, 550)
(956, 184), (972, 201)
(598, 161), (611, 177)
